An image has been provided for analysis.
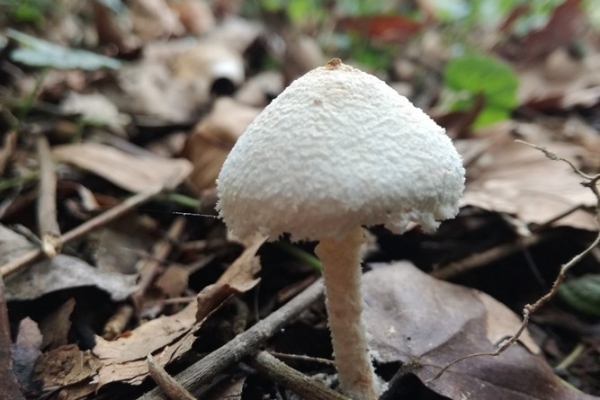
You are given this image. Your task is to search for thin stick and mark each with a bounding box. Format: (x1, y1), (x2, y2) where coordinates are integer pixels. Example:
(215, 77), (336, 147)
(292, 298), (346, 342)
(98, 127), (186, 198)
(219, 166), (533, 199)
(138, 279), (325, 400)
(0, 184), (164, 277)
(131, 216), (187, 309)
(147, 354), (196, 400)
(252, 351), (349, 400)
(431, 234), (544, 280)
(36, 135), (61, 257)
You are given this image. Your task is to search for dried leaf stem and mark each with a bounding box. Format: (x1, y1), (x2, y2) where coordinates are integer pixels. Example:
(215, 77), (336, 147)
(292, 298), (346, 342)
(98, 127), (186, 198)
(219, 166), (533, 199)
(36, 135), (61, 257)
(429, 140), (600, 381)
(131, 216), (187, 309)
(147, 354), (196, 400)
(252, 351), (350, 400)
(0, 184), (164, 277)
(138, 279), (325, 400)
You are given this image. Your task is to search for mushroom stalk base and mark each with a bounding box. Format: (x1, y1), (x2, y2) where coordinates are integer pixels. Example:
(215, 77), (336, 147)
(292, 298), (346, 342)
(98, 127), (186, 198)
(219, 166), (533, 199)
(315, 227), (377, 400)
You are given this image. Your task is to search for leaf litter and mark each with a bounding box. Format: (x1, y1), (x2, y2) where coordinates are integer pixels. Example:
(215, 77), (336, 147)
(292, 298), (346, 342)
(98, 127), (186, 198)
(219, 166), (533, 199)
(3, 0), (600, 399)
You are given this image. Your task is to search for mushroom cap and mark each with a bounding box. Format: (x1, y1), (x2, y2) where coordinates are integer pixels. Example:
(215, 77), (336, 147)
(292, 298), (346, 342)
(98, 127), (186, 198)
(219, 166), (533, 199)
(217, 59), (465, 241)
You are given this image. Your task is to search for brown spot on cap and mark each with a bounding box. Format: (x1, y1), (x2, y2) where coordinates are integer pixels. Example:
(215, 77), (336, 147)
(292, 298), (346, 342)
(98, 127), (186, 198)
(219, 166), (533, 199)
(325, 58), (342, 70)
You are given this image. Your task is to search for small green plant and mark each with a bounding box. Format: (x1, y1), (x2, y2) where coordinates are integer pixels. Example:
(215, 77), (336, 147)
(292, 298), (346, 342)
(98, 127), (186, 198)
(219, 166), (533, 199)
(442, 54), (519, 128)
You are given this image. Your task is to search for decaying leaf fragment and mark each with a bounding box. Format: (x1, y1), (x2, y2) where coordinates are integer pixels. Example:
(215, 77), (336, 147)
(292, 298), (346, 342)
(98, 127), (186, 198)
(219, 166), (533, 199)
(459, 122), (597, 230)
(5, 255), (138, 302)
(363, 262), (595, 400)
(184, 98), (261, 192)
(52, 143), (192, 192)
(196, 236), (265, 322)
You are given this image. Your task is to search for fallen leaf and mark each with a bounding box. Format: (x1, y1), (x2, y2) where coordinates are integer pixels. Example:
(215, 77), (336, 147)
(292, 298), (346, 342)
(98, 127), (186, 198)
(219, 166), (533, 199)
(170, 40), (246, 94)
(207, 16), (264, 54)
(60, 92), (131, 130)
(459, 122), (597, 230)
(154, 265), (190, 298)
(0, 224), (37, 267)
(130, 0), (185, 41)
(5, 255), (138, 302)
(363, 262), (595, 400)
(196, 236), (265, 321)
(94, 301), (196, 364)
(235, 71), (284, 107)
(336, 15), (422, 43)
(52, 143), (192, 192)
(11, 318), (43, 393)
(168, 0), (216, 35)
(35, 344), (101, 387)
(504, 0), (585, 63)
(184, 97), (261, 192)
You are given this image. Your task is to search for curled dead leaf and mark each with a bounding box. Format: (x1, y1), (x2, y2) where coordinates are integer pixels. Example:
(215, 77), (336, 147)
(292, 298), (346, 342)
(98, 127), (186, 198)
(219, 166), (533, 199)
(196, 236), (265, 322)
(184, 98), (261, 192)
(459, 122), (597, 230)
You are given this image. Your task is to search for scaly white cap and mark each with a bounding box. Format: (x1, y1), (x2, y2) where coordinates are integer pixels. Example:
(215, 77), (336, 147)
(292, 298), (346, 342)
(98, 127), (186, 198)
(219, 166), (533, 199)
(217, 59), (465, 241)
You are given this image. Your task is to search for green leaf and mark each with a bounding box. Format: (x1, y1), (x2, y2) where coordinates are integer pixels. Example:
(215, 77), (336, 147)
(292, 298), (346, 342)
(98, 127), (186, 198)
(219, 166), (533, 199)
(558, 274), (600, 317)
(6, 29), (122, 70)
(444, 54), (518, 127)
(445, 54), (518, 109)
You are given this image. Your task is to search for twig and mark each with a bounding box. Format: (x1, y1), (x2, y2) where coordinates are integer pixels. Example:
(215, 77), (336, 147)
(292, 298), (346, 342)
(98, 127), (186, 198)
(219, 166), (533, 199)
(131, 216), (187, 310)
(428, 141), (600, 381)
(252, 351), (349, 400)
(431, 234), (545, 280)
(102, 304), (135, 340)
(147, 354), (196, 400)
(268, 351), (336, 367)
(0, 184), (164, 277)
(138, 279), (325, 400)
(555, 343), (586, 372)
(36, 135), (61, 257)
(0, 276), (26, 400)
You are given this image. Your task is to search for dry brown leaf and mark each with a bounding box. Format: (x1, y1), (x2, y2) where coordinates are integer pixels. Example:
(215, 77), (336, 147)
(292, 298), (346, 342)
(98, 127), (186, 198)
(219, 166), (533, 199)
(168, 0), (215, 35)
(170, 41), (245, 94)
(155, 265), (190, 298)
(39, 298), (75, 351)
(52, 143), (192, 192)
(5, 255), (138, 302)
(364, 263), (595, 400)
(184, 97), (261, 192)
(108, 62), (196, 122)
(35, 344), (101, 387)
(93, 301), (196, 364)
(505, 0), (585, 63)
(518, 52), (600, 109)
(196, 236), (265, 322)
(235, 70), (285, 107)
(131, 0), (184, 41)
(459, 122), (597, 230)
(207, 16), (264, 54)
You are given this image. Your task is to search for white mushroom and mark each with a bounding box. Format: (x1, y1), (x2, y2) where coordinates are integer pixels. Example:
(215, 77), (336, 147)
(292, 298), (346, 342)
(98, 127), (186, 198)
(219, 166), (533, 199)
(216, 59), (465, 400)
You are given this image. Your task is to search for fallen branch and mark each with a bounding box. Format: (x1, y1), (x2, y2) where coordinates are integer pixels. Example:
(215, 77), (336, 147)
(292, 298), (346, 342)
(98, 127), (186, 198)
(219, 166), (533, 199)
(138, 279), (324, 400)
(36, 135), (61, 257)
(0, 184), (164, 277)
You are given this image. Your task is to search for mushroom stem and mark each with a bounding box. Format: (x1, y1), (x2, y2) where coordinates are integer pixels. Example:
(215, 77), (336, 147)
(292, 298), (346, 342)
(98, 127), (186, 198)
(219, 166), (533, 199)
(315, 226), (377, 400)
